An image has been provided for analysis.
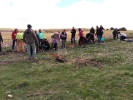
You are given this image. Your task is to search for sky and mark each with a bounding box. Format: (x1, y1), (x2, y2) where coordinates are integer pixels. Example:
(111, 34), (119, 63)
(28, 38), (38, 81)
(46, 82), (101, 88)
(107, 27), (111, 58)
(0, 0), (133, 30)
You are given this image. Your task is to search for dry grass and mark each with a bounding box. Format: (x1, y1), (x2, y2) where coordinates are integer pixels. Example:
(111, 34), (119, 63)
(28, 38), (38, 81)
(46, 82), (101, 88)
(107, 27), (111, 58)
(1, 29), (133, 41)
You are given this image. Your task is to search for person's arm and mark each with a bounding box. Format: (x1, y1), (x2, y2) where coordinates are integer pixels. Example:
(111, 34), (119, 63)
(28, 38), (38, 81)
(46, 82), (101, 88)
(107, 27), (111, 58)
(11, 32), (14, 39)
(1, 35), (3, 43)
(33, 31), (38, 44)
(23, 32), (26, 43)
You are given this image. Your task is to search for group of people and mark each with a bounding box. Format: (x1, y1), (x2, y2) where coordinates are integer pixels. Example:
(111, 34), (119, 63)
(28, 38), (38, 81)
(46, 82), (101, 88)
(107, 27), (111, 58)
(0, 24), (127, 60)
(11, 24), (51, 60)
(112, 29), (127, 40)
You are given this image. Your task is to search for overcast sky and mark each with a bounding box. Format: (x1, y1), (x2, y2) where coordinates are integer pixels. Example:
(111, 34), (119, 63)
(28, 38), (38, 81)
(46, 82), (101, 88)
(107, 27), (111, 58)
(0, 0), (132, 29)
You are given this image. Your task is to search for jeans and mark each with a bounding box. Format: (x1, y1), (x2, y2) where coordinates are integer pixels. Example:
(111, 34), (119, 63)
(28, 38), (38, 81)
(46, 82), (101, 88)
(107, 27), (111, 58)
(26, 43), (36, 59)
(98, 36), (102, 43)
(61, 40), (66, 48)
(12, 39), (16, 50)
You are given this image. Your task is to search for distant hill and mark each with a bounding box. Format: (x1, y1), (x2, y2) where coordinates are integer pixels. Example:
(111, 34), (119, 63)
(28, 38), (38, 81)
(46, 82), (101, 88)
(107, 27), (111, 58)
(0, 28), (90, 33)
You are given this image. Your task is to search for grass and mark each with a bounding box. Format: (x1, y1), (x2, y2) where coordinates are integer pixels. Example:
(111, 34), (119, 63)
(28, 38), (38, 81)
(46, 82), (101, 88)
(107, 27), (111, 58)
(0, 30), (133, 99)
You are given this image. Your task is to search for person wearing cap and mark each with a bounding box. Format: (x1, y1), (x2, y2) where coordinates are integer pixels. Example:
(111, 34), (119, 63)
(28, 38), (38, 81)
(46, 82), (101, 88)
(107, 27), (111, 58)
(16, 31), (25, 53)
(0, 32), (3, 52)
(23, 24), (38, 60)
(38, 29), (44, 50)
(11, 29), (18, 51)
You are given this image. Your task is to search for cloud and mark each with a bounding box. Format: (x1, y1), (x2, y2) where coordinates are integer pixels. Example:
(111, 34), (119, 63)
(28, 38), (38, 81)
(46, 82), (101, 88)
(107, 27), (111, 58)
(0, 0), (132, 29)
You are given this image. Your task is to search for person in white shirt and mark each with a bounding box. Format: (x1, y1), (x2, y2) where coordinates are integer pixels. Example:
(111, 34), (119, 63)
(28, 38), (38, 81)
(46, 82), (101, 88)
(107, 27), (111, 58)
(118, 32), (127, 40)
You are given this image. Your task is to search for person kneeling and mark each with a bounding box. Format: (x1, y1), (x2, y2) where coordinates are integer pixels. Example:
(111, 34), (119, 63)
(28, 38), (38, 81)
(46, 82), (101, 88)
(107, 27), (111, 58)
(118, 32), (127, 41)
(42, 39), (50, 51)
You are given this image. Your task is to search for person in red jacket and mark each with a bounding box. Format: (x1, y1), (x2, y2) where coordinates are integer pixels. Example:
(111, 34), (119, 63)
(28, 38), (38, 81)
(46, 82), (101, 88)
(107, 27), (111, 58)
(11, 29), (18, 51)
(78, 28), (84, 46)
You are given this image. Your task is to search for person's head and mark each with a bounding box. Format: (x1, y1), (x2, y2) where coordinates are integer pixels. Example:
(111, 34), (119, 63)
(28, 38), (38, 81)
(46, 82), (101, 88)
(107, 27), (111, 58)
(14, 29), (18, 32)
(72, 27), (74, 29)
(39, 29), (42, 33)
(118, 31), (120, 34)
(27, 24), (32, 29)
(100, 25), (103, 27)
(34, 30), (37, 34)
(96, 26), (99, 29)
(63, 30), (66, 32)
(91, 27), (94, 29)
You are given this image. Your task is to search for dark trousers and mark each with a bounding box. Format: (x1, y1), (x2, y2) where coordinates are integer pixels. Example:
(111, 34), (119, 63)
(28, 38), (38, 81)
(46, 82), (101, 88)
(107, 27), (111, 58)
(88, 35), (95, 44)
(120, 36), (126, 40)
(113, 34), (118, 40)
(12, 39), (16, 50)
(39, 39), (43, 50)
(79, 36), (84, 46)
(71, 36), (76, 44)
(53, 43), (58, 50)
(0, 43), (2, 52)
(36, 44), (39, 51)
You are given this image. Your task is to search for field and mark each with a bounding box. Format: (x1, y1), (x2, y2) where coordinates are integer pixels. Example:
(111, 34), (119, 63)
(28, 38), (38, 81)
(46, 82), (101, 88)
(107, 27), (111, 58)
(0, 29), (133, 100)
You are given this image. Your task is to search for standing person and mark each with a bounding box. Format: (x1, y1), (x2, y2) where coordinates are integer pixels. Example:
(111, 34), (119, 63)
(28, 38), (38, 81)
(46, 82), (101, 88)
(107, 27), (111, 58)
(78, 28), (84, 46)
(89, 27), (95, 43)
(96, 26), (102, 44)
(23, 24), (38, 60)
(38, 29), (44, 50)
(100, 25), (104, 37)
(11, 29), (18, 51)
(0, 32), (3, 52)
(34, 30), (39, 52)
(71, 27), (76, 44)
(112, 29), (119, 40)
(16, 31), (25, 53)
(60, 30), (67, 48)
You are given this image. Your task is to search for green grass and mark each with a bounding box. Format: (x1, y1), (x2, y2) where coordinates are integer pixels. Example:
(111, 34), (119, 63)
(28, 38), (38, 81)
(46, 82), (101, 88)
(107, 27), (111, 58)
(1, 34), (133, 99)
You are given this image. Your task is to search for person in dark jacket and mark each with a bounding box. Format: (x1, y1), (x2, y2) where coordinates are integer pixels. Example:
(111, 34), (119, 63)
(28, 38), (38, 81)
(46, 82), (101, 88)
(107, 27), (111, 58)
(71, 27), (76, 44)
(96, 26), (103, 44)
(34, 30), (39, 52)
(0, 32), (3, 52)
(42, 39), (50, 51)
(86, 27), (95, 44)
(60, 30), (67, 48)
(112, 29), (119, 40)
(23, 24), (38, 60)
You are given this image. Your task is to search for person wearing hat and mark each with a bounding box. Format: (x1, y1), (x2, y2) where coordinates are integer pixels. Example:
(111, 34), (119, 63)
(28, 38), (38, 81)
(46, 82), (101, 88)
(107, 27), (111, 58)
(23, 24), (38, 60)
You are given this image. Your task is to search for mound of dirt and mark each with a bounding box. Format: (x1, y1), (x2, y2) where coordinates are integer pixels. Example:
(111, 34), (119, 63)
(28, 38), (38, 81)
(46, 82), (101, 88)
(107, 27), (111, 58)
(70, 57), (103, 69)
